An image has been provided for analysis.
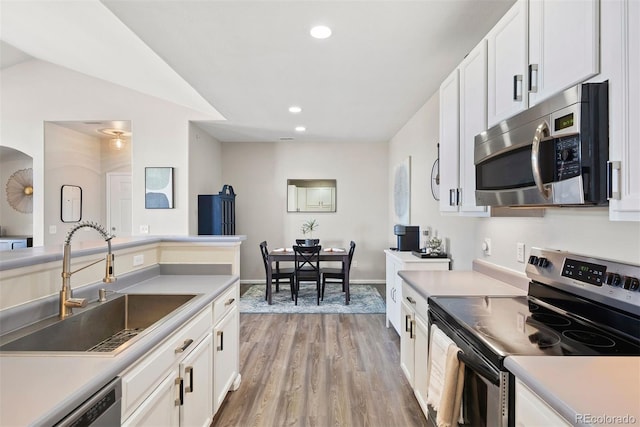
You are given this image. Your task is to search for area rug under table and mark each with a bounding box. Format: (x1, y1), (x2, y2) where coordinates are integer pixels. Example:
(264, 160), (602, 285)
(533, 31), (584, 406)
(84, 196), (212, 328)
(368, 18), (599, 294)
(239, 284), (386, 314)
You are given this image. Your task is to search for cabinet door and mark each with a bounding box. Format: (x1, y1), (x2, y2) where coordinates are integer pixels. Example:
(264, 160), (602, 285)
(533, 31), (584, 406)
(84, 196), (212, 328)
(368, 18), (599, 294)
(459, 40), (489, 215)
(413, 314), (430, 416)
(609, 0), (640, 220)
(180, 334), (213, 427)
(487, 0), (528, 127)
(515, 379), (572, 426)
(385, 255), (396, 330)
(400, 299), (415, 387)
(213, 306), (239, 414)
(123, 373), (179, 427)
(528, 0), (600, 106)
(439, 68), (461, 212)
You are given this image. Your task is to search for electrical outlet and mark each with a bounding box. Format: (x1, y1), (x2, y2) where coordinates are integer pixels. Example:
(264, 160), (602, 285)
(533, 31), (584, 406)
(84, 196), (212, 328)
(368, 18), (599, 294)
(351, 261), (358, 268)
(482, 238), (491, 256)
(139, 225), (149, 234)
(133, 254), (144, 266)
(49, 225), (57, 234)
(517, 242), (526, 263)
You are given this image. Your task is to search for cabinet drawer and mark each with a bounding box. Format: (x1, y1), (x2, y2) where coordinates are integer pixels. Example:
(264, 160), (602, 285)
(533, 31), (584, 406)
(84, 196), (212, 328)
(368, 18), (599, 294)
(213, 284), (238, 324)
(121, 304), (212, 419)
(402, 282), (428, 321)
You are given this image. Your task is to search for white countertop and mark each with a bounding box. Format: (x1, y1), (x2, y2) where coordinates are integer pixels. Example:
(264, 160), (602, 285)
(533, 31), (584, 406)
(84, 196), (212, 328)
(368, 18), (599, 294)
(398, 270), (527, 298)
(0, 273), (238, 426)
(506, 356), (640, 426)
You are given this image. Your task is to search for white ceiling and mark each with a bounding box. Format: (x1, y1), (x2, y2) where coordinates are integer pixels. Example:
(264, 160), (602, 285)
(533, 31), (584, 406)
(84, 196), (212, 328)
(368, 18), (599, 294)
(1, 0), (515, 144)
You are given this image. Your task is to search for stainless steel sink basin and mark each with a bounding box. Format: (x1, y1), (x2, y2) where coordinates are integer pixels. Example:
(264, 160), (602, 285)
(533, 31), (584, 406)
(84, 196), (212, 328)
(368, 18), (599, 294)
(0, 293), (197, 353)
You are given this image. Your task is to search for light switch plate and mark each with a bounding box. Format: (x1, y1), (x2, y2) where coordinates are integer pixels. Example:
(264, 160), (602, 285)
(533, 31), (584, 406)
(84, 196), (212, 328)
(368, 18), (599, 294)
(517, 242), (525, 263)
(133, 254), (144, 266)
(139, 225), (149, 234)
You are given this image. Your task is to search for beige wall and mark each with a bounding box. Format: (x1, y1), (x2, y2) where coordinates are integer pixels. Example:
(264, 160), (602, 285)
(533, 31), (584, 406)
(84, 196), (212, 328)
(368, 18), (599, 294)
(221, 140), (389, 282)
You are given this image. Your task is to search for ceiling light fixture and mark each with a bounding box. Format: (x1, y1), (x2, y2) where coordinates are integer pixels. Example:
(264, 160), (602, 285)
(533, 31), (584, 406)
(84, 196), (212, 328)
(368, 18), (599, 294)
(109, 131), (126, 151)
(310, 25), (332, 39)
(288, 106), (302, 114)
(295, 126), (306, 132)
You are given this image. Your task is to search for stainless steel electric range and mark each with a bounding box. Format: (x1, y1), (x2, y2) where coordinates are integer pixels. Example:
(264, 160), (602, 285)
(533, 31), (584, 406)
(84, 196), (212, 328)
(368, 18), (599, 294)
(427, 247), (640, 427)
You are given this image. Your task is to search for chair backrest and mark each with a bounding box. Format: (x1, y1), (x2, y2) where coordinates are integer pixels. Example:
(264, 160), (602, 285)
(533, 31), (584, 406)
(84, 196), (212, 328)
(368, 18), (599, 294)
(347, 241), (356, 269)
(293, 244), (322, 275)
(259, 241), (269, 272)
(295, 238), (319, 246)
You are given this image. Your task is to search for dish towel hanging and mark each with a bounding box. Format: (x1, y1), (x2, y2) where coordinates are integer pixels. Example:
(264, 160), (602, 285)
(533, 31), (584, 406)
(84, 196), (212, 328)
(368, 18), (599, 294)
(426, 324), (466, 427)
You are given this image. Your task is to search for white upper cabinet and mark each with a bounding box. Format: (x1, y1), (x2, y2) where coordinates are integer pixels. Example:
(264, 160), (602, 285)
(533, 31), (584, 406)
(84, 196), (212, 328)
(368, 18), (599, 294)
(605, 0), (640, 220)
(439, 69), (461, 213)
(459, 40), (489, 215)
(528, 0), (600, 106)
(487, 0), (528, 128)
(439, 41), (489, 216)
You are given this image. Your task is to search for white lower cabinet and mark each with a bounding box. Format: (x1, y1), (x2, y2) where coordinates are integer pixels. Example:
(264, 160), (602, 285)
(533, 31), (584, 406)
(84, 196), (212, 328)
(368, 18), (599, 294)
(385, 250), (449, 335)
(515, 379), (571, 426)
(213, 305), (239, 413)
(121, 282), (241, 426)
(123, 373), (179, 427)
(124, 335), (212, 427)
(400, 282), (430, 417)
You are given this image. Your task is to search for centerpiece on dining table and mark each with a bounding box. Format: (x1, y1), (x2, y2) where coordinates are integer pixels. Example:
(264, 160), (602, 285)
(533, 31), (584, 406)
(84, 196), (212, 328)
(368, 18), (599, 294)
(300, 219), (319, 246)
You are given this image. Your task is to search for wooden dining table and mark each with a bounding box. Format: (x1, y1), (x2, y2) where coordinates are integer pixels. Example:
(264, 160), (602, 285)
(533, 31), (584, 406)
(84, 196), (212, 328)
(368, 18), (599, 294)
(266, 248), (350, 305)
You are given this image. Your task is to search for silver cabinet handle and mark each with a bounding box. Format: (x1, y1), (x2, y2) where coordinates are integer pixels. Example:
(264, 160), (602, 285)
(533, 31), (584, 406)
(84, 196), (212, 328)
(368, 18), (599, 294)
(531, 121), (551, 200)
(175, 338), (194, 354)
(225, 297), (235, 306)
(406, 296), (416, 304)
(607, 161), (621, 200)
(405, 314), (412, 333)
(513, 74), (523, 101)
(528, 64), (538, 93)
(185, 366), (194, 393)
(217, 330), (224, 352)
(175, 377), (183, 406)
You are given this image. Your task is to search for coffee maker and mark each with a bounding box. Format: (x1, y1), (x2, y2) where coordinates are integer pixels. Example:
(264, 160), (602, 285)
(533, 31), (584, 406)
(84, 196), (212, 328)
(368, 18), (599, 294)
(393, 225), (420, 251)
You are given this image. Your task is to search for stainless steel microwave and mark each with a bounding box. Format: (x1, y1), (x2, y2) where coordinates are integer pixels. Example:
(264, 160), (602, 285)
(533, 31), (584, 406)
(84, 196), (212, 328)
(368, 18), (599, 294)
(474, 82), (609, 207)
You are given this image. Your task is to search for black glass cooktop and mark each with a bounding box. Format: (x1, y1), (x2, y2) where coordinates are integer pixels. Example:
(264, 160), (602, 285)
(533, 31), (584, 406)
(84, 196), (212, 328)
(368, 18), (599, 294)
(429, 295), (640, 358)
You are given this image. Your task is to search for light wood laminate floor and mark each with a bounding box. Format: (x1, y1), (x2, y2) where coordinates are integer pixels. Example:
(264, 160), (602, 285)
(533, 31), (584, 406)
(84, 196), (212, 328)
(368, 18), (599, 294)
(212, 313), (427, 427)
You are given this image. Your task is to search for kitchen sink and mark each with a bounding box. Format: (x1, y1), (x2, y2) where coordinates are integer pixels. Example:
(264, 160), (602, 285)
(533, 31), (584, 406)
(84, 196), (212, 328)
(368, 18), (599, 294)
(0, 293), (197, 354)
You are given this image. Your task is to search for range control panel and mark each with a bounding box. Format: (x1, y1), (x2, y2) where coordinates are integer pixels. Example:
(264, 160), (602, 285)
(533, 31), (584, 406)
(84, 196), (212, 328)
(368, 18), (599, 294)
(526, 248), (640, 315)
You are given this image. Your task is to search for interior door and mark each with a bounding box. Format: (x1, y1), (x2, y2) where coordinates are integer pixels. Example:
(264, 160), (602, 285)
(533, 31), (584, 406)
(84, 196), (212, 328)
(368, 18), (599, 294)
(107, 172), (132, 237)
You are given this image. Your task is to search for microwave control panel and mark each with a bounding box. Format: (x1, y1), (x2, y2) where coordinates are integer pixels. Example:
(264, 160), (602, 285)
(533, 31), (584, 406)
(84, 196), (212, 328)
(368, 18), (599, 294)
(554, 134), (581, 181)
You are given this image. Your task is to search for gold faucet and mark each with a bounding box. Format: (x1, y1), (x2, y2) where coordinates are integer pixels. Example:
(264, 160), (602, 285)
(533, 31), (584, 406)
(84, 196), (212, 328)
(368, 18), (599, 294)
(60, 221), (116, 319)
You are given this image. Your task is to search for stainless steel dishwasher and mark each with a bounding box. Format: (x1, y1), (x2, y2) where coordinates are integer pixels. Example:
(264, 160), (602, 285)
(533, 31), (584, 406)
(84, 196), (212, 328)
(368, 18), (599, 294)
(55, 377), (121, 426)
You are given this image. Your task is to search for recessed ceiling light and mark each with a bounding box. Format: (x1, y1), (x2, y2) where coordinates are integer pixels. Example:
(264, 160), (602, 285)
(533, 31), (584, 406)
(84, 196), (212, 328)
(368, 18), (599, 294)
(310, 25), (332, 39)
(288, 106), (302, 114)
(295, 126), (306, 132)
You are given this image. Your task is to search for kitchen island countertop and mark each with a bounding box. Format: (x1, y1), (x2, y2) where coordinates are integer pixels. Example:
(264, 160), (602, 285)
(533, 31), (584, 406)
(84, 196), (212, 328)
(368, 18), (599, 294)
(0, 272), (238, 426)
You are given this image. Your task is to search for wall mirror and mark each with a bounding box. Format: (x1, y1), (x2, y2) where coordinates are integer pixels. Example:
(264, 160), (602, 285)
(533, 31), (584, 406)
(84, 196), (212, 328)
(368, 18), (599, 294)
(287, 179), (336, 212)
(61, 185), (82, 222)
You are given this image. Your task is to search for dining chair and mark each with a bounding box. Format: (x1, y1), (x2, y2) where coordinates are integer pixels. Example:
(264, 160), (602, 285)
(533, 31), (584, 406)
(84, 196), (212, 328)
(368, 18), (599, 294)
(321, 241), (356, 304)
(293, 244), (322, 305)
(259, 241), (295, 301)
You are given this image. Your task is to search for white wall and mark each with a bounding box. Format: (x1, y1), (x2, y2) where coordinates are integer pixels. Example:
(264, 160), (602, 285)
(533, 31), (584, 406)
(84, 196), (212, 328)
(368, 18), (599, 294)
(188, 123), (223, 235)
(390, 93), (640, 274)
(0, 59), (221, 245)
(389, 95), (479, 270)
(44, 123), (102, 246)
(221, 140), (389, 282)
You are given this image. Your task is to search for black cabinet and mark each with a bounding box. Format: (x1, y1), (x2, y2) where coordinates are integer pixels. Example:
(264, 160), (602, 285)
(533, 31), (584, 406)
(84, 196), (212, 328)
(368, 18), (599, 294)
(198, 185), (236, 235)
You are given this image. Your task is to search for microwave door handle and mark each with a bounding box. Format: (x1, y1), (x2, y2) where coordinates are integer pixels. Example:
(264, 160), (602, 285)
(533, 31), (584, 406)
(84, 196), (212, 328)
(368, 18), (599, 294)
(531, 121), (551, 200)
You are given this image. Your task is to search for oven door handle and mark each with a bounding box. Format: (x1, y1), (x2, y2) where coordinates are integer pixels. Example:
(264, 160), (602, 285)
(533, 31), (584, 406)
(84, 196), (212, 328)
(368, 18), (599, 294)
(456, 351), (500, 386)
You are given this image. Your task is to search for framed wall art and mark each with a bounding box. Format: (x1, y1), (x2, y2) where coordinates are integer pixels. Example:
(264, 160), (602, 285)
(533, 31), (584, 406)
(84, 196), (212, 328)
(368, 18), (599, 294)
(145, 167), (174, 209)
